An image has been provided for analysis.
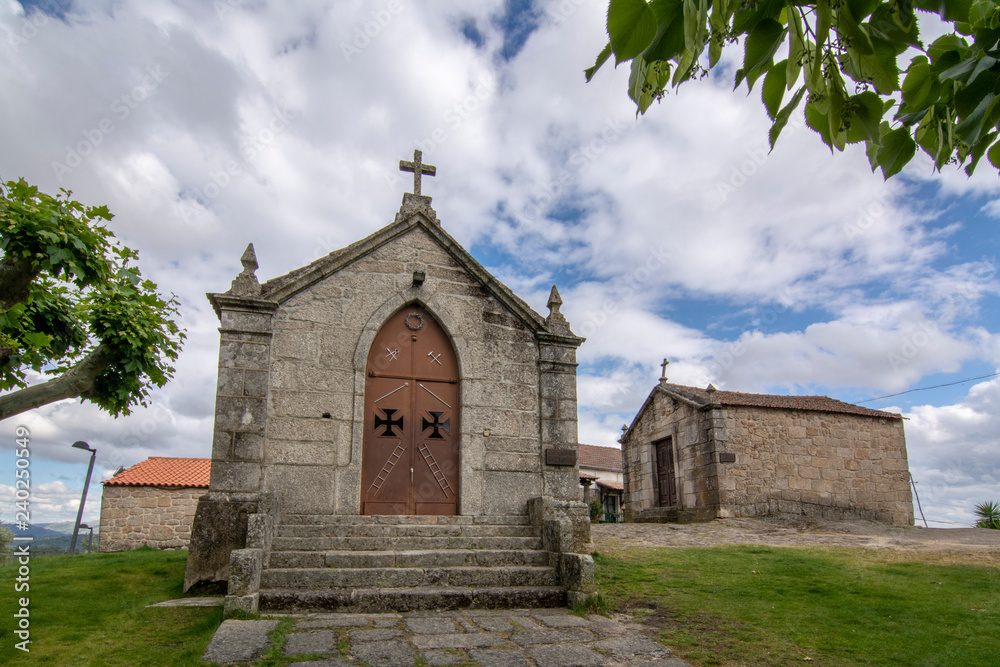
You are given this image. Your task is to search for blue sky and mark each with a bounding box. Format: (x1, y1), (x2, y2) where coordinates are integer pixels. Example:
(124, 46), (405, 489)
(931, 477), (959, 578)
(1, 0), (998, 529)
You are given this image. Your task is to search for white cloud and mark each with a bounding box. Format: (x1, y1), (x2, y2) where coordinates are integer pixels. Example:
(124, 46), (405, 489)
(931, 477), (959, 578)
(1, 0), (998, 525)
(904, 376), (1000, 525)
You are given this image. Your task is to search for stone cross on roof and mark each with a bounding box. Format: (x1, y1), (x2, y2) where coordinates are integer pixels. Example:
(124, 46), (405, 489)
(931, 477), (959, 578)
(399, 149), (436, 196)
(660, 358), (669, 383)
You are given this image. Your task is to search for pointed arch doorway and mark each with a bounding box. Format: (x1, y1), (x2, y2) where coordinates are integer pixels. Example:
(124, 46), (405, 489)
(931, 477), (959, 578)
(361, 305), (460, 515)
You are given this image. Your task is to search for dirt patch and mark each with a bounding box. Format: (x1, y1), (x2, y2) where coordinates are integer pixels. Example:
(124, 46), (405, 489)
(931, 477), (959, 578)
(593, 515), (1000, 564)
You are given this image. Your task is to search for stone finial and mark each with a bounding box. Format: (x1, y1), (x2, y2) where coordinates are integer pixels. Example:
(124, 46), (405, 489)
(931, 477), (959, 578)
(229, 242), (262, 297)
(544, 285), (574, 335)
(706, 383), (718, 404)
(619, 423), (628, 442)
(659, 358), (669, 384)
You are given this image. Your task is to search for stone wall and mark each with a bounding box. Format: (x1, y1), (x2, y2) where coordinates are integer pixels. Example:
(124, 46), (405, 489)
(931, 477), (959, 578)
(623, 388), (914, 526)
(716, 407), (913, 525)
(99, 485), (202, 552)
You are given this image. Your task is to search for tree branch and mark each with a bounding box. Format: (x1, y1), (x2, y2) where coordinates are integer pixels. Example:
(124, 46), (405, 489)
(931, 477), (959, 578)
(0, 343), (116, 420)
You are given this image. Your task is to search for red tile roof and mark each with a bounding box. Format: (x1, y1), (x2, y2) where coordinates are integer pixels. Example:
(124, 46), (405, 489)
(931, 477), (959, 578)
(104, 457), (211, 488)
(578, 444), (623, 471)
(596, 480), (623, 492)
(660, 383), (902, 419)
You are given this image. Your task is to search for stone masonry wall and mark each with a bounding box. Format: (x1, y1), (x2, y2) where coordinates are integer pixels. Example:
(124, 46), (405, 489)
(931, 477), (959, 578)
(99, 486), (202, 552)
(717, 407), (913, 525)
(264, 225), (549, 516)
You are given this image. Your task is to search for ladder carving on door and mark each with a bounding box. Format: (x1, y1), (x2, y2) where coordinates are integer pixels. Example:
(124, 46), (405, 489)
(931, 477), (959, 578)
(368, 444), (406, 496)
(418, 443), (454, 497)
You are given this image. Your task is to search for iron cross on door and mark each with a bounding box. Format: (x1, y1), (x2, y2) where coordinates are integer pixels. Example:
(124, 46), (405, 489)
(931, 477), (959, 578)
(362, 306), (460, 515)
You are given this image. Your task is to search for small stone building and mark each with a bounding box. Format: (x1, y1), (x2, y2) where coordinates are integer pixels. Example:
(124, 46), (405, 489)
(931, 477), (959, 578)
(98, 457), (210, 552)
(621, 381), (913, 525)
(184, 153), (594, 609)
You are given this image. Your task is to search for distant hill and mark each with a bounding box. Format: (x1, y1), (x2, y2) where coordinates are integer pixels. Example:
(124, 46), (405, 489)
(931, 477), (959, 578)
(3, 522), (100, 541)
(6, 524), (64, 539)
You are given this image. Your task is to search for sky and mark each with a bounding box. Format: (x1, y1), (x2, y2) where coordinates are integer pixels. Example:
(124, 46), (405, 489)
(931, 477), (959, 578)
(1, 0), (998, 530)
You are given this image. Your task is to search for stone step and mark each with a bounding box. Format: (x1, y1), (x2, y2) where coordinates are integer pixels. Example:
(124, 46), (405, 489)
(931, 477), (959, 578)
(276, 523), (538, 539)
(259, 585), (567, 613)
(269, 548), (552, 569)
(261, 565), (559, 590)
(271, 535), (542, 552)
(281, 514), (531, 526)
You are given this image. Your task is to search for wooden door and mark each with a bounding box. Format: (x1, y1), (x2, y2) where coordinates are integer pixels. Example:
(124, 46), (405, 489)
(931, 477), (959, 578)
(655, 437), (677, 507)
(361, 306), (460, 515)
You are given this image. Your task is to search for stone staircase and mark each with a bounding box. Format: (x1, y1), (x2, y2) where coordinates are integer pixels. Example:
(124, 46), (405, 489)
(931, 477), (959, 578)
(258, 514), (567, 613)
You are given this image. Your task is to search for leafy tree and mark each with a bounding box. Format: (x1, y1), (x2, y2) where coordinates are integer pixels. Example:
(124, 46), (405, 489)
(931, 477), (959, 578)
(587, 0), (1000, 178)
(0, 179), (184, 420)
(974, 500), (1000, 528)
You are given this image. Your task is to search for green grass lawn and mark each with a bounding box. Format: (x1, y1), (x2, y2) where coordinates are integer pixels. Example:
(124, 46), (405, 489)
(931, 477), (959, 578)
(2, 543), (997, 666)
(594, 545), (1000, 666)
(0, 547), (221, 666)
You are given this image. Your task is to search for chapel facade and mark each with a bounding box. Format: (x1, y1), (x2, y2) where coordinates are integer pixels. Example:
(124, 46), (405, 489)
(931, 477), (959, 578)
(183, 153), (595, 612)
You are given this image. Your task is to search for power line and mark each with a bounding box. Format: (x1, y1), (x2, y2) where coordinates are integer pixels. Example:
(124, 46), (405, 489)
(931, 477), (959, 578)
(856, 372), (1000, 404)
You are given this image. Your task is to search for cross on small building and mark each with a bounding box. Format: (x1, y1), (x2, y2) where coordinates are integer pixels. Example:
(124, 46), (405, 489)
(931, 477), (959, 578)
(660, 358), (670, 382)
(399, 149), (437, 196)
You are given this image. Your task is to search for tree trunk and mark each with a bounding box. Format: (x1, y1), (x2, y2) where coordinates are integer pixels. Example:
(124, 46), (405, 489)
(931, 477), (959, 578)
(0, 344), (116, 420)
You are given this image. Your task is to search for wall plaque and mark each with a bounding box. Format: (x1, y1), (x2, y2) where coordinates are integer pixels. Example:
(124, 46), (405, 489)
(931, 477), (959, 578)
(545, 448), (577, 466)
(718, 452), (736, 463)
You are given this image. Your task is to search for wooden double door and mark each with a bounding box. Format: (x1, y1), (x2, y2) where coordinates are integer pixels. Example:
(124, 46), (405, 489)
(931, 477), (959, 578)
(655, 436), (678, 507)
(361, 306), (460, 515)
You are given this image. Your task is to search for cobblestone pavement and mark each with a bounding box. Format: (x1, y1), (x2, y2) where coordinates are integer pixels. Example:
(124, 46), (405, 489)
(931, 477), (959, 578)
(202, 608), (691, 666)
(593, 517), (1000, 555)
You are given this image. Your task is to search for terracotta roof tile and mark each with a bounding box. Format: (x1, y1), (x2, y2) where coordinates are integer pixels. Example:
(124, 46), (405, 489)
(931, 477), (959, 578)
(104, 457), (211, 488)
(596, 480), (623, 491)
(660, 383), (902, 419)
(577, 444), (623, 471)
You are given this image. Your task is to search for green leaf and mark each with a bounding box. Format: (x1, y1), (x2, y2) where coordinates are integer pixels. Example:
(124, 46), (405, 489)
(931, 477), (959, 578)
(955, 93), (998, 145)
(608, 0), (659, 63)
(643, 0), (686, 61)
(584, 42), (613, 81)
(857, 35), (902, 94)
(786, 8), (804, 88)
(22, 331), (53, 348)
(845, 91), (885, 143)
(877, 126), (917, 179)
(769, 85), (807, 149)
(837, 4), (874, 55)
(743, 18), (785, 78)
(806, 100), (834, 148)
(762, 61), (787, 119)
(902, 60), (934, 109)
(965, 129), (998, 175)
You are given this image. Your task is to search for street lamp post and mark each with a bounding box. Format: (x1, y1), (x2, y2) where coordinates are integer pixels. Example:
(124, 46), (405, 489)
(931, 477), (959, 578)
(69, 441), (96, 555)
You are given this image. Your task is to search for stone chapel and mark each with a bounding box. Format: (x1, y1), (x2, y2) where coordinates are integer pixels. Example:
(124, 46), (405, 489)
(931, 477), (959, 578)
(184, 151), (595, 613)
(621, 371), (914, 526)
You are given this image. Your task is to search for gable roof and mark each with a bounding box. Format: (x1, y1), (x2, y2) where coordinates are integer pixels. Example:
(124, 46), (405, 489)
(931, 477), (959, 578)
(578, 444), (623, 471)
(214, 199), (572, 339)
(624, 382), (902, 441)
(103, 457), (210, 488)
(658, 383), (902, 418)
